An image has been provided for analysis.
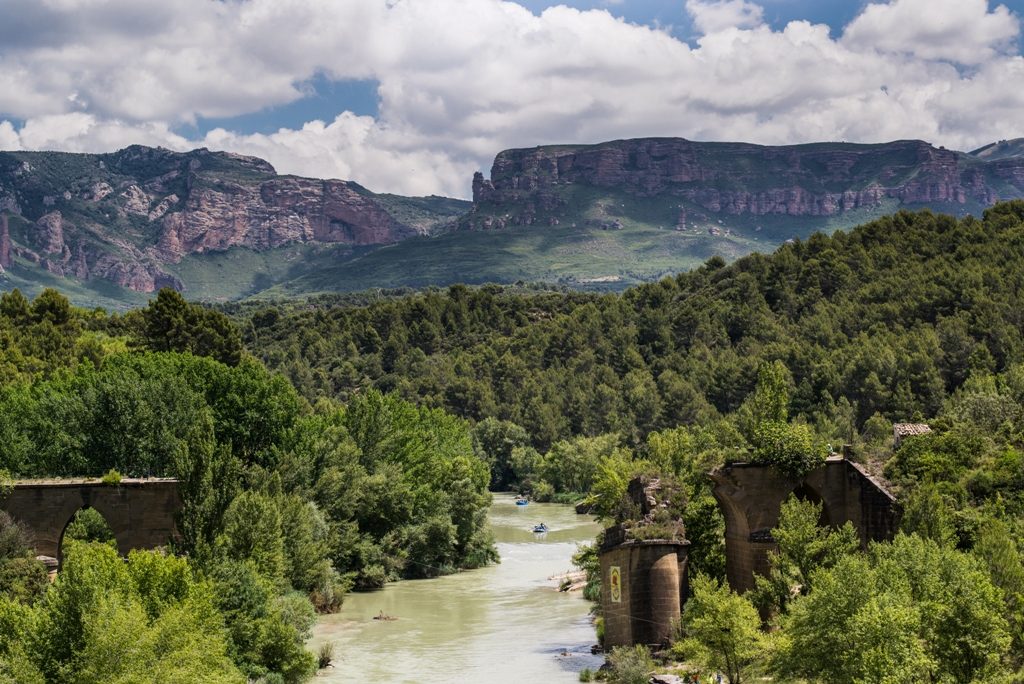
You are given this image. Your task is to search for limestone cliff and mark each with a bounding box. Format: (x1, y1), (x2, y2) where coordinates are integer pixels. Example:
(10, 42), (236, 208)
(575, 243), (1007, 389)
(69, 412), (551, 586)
(467, 138), (1024, 229)
(154, 176), (413, 262)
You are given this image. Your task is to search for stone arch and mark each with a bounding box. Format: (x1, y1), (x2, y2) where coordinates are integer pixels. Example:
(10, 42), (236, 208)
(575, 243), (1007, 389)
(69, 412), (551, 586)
(1, 479), (182, 565)
(788, 482), (832, 526)
(710, 458), (900, 592)
(35, 496), (92, 560)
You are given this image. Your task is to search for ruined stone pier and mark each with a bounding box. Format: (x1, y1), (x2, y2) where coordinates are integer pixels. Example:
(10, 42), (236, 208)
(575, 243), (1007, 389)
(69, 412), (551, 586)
(598, 476), (690, 648)
(600, 537), (689, 648)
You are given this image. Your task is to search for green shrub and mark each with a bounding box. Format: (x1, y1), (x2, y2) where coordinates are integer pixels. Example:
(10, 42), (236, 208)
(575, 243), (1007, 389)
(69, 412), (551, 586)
(0, 557), (49, 603)
(751, 421), (825, 478)
(606, 644), (654, 684)
(317, 642), (334, 669)
(100, 469), (122, 485)
(531, 479), (555, 502)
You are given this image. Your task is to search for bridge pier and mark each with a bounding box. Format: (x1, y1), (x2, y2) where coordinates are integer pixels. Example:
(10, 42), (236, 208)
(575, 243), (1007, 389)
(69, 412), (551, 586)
(597, 475), (690, 648)
(600, 539), (689, 648)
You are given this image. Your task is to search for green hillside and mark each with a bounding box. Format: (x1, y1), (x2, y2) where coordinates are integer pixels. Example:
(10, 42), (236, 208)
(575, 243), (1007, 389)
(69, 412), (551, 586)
(259, 195), (905, 297)
(234, 201), (1024, 455)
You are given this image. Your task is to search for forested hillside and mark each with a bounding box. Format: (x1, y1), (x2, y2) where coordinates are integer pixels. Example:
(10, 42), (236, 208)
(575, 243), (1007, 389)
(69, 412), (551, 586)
(233, 201), (1024, 450)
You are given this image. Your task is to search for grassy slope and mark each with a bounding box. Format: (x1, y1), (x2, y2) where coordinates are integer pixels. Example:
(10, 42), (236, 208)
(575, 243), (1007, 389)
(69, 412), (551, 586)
(168, 243), (376, 302)
(970, 138), (1024, 161)
(371, 194), (472, 235)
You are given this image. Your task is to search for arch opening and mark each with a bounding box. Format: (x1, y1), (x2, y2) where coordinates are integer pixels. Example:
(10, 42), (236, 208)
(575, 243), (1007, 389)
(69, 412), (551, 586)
(58, 507), (116, 565)
(790, 483), (831, 527)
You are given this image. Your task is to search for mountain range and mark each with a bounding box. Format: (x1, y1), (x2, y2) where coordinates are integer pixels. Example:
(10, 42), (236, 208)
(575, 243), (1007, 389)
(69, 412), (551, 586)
(1, 137), (1023, 308)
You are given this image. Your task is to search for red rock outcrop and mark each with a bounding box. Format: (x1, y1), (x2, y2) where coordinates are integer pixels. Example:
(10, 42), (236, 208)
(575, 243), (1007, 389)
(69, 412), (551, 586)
(34, 212), (66, 254)
(0, 145), (457, 294)
(155, 177), (412, 262)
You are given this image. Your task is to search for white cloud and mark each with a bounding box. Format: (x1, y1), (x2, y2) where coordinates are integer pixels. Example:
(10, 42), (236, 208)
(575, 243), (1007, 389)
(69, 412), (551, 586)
(843, 0), (1019, 65)
(0, 0), (1023, 198)
(200, 113), (477, 198)
(0, 121), (20, 150)
(686, 0), (765, 35)
(13, 113), (190, 152)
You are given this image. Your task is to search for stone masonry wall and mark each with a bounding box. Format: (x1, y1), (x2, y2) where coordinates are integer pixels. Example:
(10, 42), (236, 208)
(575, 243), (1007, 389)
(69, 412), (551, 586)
(600, 541), (689, 648)
(1, 479), (181, 561)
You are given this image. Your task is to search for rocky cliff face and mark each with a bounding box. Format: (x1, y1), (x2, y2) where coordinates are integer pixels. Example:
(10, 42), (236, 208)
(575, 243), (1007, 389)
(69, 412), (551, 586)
(155, 176), (412, 262)
(468, 138), (1024, 229)
(0, 145), (459, 293)
(0, 215), (10, 270)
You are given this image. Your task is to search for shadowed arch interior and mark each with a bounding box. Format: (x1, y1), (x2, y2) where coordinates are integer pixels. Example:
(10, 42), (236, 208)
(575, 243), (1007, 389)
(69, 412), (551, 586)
(789, 482), (831, 527)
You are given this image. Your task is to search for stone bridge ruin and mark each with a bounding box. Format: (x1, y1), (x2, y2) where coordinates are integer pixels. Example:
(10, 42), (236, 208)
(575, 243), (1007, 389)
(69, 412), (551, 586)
(599, 456), (901, 648)
(1, 478), (182, 564)
(710, 455), (900, 592)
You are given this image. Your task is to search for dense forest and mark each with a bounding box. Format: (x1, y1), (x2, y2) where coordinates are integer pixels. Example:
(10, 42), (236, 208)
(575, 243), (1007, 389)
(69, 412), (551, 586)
(1, 202), (1024, 681)
(230, 202), (1024, 451)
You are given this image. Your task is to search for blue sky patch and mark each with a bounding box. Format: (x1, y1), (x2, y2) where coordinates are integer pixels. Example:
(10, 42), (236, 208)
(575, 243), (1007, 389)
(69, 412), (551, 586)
(175, 75), (381, 138)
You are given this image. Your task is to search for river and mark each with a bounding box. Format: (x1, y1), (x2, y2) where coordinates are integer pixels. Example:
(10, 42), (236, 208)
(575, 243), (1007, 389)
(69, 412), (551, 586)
(307, 493), (604, 682)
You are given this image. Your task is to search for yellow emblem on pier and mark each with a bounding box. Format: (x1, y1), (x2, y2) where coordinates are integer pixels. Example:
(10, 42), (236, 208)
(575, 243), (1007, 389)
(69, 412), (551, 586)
(609, 566), (621, 603)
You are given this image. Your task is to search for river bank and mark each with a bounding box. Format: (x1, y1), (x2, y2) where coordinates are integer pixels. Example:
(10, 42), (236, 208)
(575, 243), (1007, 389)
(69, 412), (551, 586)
(307, 493), (603, 682)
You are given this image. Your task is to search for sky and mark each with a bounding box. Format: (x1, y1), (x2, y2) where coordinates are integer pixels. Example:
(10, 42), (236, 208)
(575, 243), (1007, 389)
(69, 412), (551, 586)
(1, 0), (1023, 198)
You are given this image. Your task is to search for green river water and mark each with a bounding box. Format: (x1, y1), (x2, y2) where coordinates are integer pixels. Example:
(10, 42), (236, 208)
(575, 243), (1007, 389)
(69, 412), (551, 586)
(308, 493), (604, 682)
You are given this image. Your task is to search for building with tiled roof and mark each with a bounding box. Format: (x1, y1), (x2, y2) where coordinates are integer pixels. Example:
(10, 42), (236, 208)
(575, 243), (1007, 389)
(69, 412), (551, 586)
(893, 423), (932, 449)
